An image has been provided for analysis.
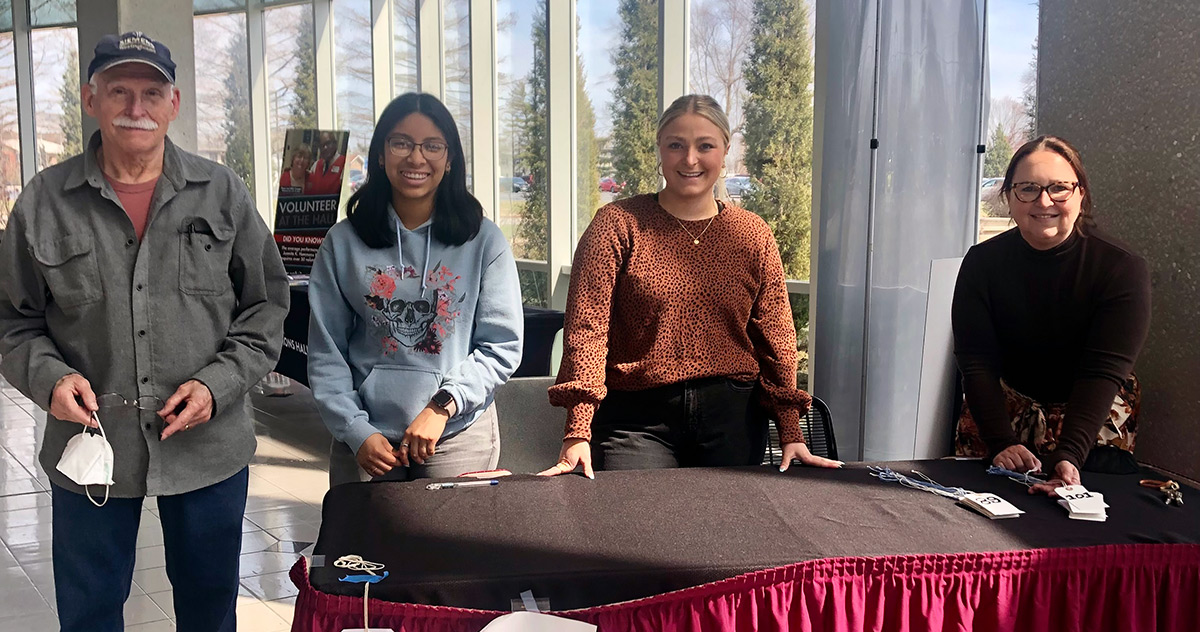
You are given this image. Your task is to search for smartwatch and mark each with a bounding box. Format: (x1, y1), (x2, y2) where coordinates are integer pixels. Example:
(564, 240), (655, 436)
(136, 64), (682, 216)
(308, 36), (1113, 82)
(431, 389), (455, 414)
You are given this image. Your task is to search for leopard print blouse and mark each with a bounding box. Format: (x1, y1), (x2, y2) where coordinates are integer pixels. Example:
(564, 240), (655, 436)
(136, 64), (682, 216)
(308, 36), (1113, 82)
(548, 193), (811, 444)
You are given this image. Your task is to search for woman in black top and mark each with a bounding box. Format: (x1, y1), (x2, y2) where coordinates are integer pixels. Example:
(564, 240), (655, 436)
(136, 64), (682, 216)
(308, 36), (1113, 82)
(952, 135), (1151, 494)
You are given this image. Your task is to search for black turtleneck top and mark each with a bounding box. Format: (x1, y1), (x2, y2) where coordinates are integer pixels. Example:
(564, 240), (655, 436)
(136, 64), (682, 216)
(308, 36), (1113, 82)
(951, 226), (1151, 469)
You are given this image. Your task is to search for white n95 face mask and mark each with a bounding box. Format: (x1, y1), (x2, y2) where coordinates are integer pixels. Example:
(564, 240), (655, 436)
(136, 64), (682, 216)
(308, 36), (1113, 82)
(56, 411), (115, 507)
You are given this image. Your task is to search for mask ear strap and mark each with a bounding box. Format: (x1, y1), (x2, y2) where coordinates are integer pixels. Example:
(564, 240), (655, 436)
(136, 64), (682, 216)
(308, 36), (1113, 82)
(91, 411), (105, 437)
(87, 483), (110, 507)
(85, 411), (110, 508)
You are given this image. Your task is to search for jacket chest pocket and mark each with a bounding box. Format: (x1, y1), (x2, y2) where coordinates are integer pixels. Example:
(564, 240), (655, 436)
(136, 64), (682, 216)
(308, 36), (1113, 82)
(179, 217), (235, 296)
(33, 233), (103, 309)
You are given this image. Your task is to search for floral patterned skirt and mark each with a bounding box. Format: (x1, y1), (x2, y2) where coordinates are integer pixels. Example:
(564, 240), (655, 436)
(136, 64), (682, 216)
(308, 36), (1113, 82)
(955, 375), (1140, 460)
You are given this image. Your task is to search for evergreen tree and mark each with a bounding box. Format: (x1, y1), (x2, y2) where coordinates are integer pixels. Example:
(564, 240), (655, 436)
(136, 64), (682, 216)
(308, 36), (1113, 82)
(509, 8), (600, 304)
(1020, 38), (1038, 142)
(514, 3), (550, 262)
(741, 0), (814, 280)
(59, 49), (82, 157)
(503, 80), (531, 178)
(223, 27), (254, 191)
(983, 123), (1014, 177)
(576, 58), (600, 235)
(289, 9), (318, 130)
(609, 0), (659, 195)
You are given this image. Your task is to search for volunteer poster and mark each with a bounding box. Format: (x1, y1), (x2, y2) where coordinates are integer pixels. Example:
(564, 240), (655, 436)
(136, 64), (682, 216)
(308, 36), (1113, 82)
(273, 128), (349, 273)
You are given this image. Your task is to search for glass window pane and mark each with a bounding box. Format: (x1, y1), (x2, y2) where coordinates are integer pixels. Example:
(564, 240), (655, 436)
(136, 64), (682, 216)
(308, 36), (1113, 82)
(31, 27), (80, 170)
(264, 3), (316, 208)
(610, 0), (659, 202)
(29, 0), (75, 27)
(980, 0), (1038, 242)
(1, 31), (20, 230)
(393, 0), (417, 93)
(194, 12), (252, 191)
(0, 0), (13, 32)
(443, 0), (470, 192)
(690, 0), (812, 353)
(334, 0), (372, 202)
(790, 289), (809, 385)
(575, 0), (630, 243)
(518, 268), (549, 308)
(690, 0), (812, 281)
(497, 0), (548, 263)
(689, 0), (751, 192)
(194, 0), (245, 14)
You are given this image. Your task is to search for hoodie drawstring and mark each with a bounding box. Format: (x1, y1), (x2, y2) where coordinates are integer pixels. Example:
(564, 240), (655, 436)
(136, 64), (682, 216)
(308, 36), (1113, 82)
(395, 214), (434, 298)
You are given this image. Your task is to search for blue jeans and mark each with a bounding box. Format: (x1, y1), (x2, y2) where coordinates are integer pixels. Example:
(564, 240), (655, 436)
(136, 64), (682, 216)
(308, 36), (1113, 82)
(51, 467), (248, 632)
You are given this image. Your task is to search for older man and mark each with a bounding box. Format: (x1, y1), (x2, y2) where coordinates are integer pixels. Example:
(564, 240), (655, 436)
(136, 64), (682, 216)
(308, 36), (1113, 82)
(0, 32), (288, 631)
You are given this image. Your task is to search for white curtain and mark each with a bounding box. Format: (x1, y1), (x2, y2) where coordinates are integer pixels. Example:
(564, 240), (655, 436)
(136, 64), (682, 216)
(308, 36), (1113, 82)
(812, 0), (986, 460)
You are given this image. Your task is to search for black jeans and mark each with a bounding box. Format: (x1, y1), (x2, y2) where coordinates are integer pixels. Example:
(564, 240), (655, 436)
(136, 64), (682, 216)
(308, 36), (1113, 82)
(593, 376), (768, 470)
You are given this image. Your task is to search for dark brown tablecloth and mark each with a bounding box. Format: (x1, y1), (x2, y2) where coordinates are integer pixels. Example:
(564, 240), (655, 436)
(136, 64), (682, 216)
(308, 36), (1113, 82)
(309, 460), (1200, 610)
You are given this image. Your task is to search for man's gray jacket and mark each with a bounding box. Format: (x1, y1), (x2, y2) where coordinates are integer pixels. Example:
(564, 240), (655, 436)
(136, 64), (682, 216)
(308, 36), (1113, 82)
(0, 132), (289, 497)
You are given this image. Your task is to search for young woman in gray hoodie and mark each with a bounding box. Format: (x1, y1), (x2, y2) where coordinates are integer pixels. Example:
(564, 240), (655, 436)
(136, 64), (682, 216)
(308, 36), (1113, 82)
(308, 93), (523, 486)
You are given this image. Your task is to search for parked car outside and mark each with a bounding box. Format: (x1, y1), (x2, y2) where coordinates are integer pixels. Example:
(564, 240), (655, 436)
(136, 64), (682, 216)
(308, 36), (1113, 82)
(500, 176), (530, 193)
(599, 176), (625, 193)
(347, 169), (366, 192)
(980, 177), (1006, 217)
(725, 174), (755, 198)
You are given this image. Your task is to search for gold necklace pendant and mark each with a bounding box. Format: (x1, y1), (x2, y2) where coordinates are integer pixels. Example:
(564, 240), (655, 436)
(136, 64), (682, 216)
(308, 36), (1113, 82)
(675, 213), (718, 246)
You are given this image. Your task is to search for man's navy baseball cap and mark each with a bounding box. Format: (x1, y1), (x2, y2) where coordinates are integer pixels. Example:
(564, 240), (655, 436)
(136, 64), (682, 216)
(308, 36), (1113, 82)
(87, 32), (176, 84)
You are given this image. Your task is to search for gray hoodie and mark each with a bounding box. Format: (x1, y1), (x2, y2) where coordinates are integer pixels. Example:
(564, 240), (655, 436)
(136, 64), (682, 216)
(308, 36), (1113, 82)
(307, 210), (523, 454)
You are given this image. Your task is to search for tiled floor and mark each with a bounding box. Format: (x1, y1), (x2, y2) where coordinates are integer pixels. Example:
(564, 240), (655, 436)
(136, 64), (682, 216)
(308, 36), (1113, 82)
(0, 375), (333, 631)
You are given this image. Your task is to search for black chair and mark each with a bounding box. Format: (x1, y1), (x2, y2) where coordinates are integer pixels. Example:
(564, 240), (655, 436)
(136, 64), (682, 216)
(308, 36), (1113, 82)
(762, 395), (838, 465)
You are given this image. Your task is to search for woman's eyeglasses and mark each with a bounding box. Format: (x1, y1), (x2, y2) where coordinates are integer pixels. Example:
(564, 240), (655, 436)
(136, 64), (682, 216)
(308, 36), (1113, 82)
(386, 138), (448, 160)
(1010, 181), (1079, 203)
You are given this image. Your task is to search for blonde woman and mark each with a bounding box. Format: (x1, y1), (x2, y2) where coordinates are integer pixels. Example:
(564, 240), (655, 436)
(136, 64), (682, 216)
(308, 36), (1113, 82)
(279, 145), (312, 196)
(540, 94), (842, 477)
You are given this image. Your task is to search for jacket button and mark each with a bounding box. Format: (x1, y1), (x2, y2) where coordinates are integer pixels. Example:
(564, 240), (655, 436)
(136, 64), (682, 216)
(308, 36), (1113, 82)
(136, 284), (144, 291)
(144, 423), (152, 430)
(126, 238), (134, 247)
(141, 377), (149, 384)
(138, 330), (146, 337)
(205, 244), (212, 251)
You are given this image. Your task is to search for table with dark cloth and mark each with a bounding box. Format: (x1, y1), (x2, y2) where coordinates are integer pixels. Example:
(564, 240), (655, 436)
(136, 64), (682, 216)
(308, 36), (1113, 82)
(274, 285), (564, 386)
(289, 460), (1200, 632)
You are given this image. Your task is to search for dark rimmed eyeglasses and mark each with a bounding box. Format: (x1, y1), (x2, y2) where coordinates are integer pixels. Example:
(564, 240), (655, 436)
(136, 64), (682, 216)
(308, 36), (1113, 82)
(386, 137), (448, 160)
(1010, 181), (1079, 203)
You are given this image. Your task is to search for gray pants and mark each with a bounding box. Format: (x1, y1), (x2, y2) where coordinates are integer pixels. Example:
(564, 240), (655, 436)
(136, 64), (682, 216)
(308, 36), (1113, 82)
(328, 403), (500, 487)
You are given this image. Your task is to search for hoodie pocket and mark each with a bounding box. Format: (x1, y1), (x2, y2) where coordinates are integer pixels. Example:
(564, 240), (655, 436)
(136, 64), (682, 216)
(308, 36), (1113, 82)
(357, 365), (442, 435)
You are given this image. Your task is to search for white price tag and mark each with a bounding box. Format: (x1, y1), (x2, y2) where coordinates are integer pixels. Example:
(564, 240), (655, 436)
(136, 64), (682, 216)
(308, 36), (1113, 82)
(959, 492), (1024, 519)
(1057, 485), (1108, 512)
(1055, 485), (1108, 521)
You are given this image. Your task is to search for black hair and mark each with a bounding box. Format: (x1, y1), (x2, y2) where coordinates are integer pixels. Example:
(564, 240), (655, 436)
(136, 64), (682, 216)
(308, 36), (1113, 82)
(347, 92), (482, 248)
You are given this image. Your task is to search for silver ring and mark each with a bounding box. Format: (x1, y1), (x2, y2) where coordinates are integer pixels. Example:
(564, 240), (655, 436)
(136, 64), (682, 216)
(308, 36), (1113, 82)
(400, 443), (409, 448)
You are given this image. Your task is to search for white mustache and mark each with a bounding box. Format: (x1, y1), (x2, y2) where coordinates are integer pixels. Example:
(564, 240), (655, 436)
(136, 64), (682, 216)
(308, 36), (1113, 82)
(113, 116), (158, 131)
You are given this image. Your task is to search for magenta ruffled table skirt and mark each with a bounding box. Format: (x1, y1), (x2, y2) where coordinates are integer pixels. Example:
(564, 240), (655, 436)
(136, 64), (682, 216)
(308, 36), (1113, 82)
(289, 543), (1200, 632)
